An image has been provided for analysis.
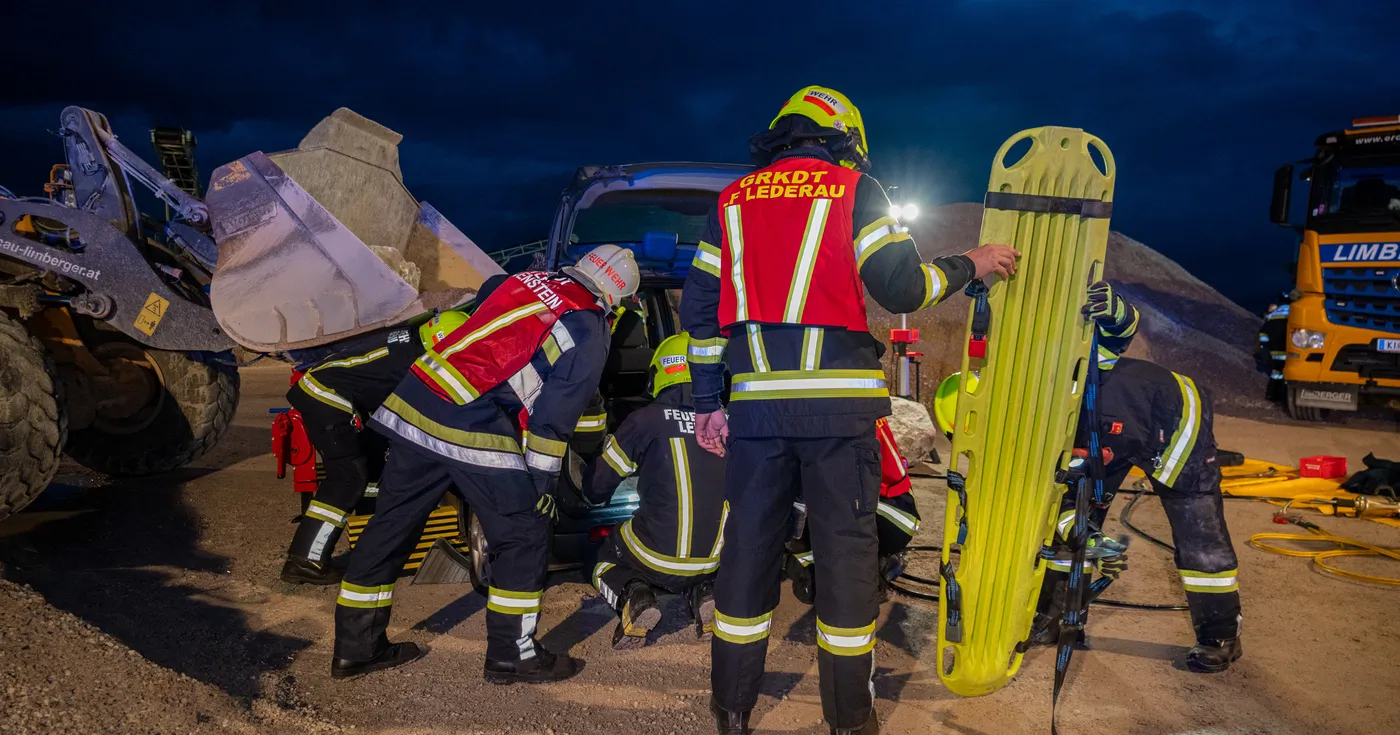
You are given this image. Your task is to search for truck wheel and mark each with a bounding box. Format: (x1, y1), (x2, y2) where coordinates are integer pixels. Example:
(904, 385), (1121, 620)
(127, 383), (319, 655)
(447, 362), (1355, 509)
(1286, 385), (1329, 422)
(65, 340), (239, 476)
(465, 509), (490, 597)
(0, 311), (66, 520)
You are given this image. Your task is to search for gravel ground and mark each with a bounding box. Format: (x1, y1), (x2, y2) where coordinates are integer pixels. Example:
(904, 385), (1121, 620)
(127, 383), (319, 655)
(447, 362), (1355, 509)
(2, 365), (1399, 735)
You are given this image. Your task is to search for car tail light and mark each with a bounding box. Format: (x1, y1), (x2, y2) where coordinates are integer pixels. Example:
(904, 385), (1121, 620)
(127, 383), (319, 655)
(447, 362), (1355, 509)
(588, 525), (613, 543)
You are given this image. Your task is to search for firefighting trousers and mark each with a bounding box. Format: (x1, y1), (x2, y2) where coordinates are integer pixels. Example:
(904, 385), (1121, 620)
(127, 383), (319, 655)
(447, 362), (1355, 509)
(286, 395), (389, 563)
(712, 428), (882, 730)
(591, 534), (714, 616)
(790, 491), (921, 570)
(334, 441), (549, 663)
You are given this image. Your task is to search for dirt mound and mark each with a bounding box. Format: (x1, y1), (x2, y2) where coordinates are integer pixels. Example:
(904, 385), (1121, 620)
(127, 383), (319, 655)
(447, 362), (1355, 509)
(0, 577), (338, 735)
(871, 203), (1271, 418)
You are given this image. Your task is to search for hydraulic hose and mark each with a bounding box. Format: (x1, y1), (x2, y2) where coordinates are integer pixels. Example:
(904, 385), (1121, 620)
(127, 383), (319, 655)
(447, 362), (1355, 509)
(1248, 513), (1400, 587)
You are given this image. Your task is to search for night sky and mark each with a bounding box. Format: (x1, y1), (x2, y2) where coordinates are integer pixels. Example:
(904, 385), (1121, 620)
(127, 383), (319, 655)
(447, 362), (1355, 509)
(4, 1), (1399, 312)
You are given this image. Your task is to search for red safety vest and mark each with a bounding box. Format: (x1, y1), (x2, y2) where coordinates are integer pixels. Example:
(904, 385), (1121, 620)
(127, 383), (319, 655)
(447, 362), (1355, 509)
(716, 156), (866, 332)
(411, 272), (601, 405)
(876, 416), (912, 498)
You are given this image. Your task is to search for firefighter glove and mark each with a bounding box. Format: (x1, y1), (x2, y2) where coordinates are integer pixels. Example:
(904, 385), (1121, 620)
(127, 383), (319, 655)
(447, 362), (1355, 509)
(1083, 281), (1129, 329)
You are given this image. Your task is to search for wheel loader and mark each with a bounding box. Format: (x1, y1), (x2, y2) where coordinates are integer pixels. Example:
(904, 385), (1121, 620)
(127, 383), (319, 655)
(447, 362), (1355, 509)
(0, 106), (502, 520)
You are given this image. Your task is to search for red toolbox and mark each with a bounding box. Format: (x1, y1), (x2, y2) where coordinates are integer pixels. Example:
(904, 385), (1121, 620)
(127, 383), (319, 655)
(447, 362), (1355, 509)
(1299, 455), (1347, 479)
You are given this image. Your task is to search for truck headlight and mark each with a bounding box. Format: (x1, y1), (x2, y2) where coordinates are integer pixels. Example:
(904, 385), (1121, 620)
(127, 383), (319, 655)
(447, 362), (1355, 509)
(1291, 329), (1326, 349)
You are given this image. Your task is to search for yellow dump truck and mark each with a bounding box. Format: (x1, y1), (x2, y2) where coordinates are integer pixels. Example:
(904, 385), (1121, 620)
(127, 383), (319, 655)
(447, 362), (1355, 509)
(1270, 115), (1400, 420)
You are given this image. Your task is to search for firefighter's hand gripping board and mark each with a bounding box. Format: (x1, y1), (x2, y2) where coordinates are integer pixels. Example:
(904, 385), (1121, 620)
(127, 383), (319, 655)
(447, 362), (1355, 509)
(938, 127), (1115, 696)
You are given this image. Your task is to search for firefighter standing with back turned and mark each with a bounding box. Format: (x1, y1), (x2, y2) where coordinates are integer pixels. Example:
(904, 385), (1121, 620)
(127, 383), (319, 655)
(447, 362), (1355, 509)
(584, 333), (728, 650)
(330, 246), (639, 681)
(680, 86), (1020, 735)
(1026, 282), (1244, 672)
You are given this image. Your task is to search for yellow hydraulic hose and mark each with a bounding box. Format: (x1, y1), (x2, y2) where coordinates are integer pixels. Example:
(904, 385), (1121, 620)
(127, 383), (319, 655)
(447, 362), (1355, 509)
(1248, 501), (1400, 587)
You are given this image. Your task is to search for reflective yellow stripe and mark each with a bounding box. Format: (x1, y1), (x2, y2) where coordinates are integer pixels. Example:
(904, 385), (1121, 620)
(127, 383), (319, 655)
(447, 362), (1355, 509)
(416, 349), (479, 405)
(854, 216), (910, 268)
(800, 327), (823, 371)
(746, 324), (770, 373)
(523, 431), (567, 458)
(688, 336), (727, 365)
(487, 586), (543, 614)
(782, 198), (833, 322)
(306, 500), (347, 528)
(730, 369), (888, 401)
(337, 581), (395, 609)
(1153, 373), (1201, 487)
(714, 610), (772, 644)
(816, 619), (876, 656)
(377, 395), (522, 454)
(602, 435), (637, 476)
(1180, 569), (1239, 594)
(1056, 509), (1077, 539)
(574, 413), (607, 432)
(709, 500), (730, 558)
(918, 263), (948, 309)
(439, 301), (549, 358)
(671, 438), (693, 557)
(1097, 345), (1120, 370)
(876, 501), (919, 536)
(693, 241), (722, 277)
(592, 561), (616, 589)
(541, 335), (562, 364)
(619, 520), (718, 576)
(297, 373), (354, 413)
(317, 346), (389, 370)
(725, 205), (748, 321)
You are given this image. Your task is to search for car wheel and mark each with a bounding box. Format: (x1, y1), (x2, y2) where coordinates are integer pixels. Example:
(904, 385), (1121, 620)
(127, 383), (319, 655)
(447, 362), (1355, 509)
(466, 508), (490, 597)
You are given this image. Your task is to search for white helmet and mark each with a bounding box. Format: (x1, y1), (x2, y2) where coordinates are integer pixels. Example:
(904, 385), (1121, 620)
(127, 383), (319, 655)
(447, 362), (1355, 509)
(563, 244), (640, 307)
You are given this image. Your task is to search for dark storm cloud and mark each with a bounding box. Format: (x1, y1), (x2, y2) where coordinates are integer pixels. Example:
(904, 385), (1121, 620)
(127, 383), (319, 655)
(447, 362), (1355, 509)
(3, 0), (1398, 307)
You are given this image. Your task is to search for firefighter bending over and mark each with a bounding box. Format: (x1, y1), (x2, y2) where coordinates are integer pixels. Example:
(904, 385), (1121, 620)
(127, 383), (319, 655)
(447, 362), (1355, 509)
(584, 333), (728, 650)
(681, 85), (1019, 735)
(1025, 281), (1244, 673)
(331, 246), (638, 681)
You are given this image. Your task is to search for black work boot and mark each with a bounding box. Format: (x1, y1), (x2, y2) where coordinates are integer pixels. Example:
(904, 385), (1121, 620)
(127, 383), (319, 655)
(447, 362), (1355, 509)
(281, 556), (344, 585)
(691, 580), (716, 640)
(612, 581), (662, 650)
(786, 556), (816, 605)
(483, 645), (585, 684)
(831, 711), (880, 735)
(1186, 637), (1242, 673)
(709, 697), (752, 735)
(331, 641), (426, 679)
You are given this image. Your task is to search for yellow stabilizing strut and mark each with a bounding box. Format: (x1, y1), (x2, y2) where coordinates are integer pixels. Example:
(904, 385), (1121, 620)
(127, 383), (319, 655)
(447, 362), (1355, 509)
(938, 127), (1115, 697)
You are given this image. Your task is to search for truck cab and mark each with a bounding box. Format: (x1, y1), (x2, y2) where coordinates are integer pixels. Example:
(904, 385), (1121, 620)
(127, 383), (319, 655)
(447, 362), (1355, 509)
(1270, 116), (1400, 420)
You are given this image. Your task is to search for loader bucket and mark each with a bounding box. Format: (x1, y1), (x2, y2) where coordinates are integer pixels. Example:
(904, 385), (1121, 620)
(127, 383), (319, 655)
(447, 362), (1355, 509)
(206, 152), (420, 351)
(203, 108), (502, 352)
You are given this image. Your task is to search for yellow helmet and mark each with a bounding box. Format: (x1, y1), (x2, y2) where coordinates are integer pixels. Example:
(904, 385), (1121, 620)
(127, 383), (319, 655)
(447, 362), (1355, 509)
(771, 86), (870, 170)
(649, 332), (692, 396)
(933, 371), (979, 436)
(419, 310), (469, 350)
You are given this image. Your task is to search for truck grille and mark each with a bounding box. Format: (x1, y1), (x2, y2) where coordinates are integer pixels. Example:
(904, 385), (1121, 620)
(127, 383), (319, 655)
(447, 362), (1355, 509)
(1331, 344), (1400, 380)
(1322, 266), (1400, 335)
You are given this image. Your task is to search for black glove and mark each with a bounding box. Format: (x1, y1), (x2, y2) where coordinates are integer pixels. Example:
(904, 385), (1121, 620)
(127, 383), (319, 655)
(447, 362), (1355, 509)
(1089, 534), (1130, 579)
(530, 470), (560, 521)
(1083, 281), (1130, 330)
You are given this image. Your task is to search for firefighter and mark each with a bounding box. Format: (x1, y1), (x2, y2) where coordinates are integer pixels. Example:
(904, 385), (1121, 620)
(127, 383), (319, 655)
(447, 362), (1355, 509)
(1256, 297), (1289, 403)
(281, 310), (469, 585)
(680, 85), (1019, 735)
(331, 246), (639, 681)
(785, 416), (920, 604)
(583, 333), (728, 650)
(1030, 281), (1244, 673)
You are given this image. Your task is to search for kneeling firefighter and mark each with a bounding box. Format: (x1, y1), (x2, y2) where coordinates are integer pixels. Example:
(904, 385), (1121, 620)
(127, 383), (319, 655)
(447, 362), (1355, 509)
(584, 333), (728, 650)
(785, 415), (921, 604)
(1027, 282), (1244, 673)
(331, 246), (639, 681)
(281, 310), (468, 584)
(681, 85), (1019, 735)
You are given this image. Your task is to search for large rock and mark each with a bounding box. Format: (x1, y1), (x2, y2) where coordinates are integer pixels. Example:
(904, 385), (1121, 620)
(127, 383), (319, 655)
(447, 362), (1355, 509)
(889, 396), (939, 463)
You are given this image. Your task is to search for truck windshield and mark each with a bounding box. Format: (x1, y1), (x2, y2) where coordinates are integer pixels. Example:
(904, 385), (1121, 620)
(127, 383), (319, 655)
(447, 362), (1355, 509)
(1311, 157), (1400, 228)
(570, 190), (714, 246)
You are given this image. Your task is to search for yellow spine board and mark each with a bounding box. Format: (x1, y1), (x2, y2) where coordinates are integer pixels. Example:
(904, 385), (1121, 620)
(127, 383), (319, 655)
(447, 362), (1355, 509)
(938, 127), (1115, 696)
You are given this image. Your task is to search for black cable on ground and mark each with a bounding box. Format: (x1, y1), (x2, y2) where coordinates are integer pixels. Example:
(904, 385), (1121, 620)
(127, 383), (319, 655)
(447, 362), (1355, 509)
(1119, 490), (1176, 553)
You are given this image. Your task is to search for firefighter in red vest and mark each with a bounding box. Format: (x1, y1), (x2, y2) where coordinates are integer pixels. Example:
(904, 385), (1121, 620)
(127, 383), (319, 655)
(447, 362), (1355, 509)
(331, 245), (639, 682)
(785, 416), (920, 604)
(680, 86), (1019, 735)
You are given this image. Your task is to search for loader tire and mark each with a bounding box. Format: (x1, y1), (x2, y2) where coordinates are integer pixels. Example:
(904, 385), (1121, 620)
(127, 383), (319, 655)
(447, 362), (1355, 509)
(65, 343), (239, 477)
(0, 310), (65, 521)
